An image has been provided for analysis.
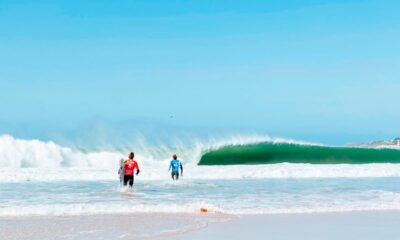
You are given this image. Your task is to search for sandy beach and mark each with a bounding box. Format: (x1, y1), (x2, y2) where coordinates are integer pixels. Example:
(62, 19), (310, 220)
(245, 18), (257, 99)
(0, 213), (230, 240)
(164, 211), (400, 240)
(2, 211), (400, 240)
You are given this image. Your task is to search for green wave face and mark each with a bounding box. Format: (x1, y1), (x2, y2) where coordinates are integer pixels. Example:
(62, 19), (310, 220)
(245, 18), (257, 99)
(198, 143), (400, 165)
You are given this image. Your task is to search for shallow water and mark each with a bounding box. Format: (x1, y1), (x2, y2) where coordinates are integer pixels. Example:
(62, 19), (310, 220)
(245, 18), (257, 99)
(2, 177), (400, 216)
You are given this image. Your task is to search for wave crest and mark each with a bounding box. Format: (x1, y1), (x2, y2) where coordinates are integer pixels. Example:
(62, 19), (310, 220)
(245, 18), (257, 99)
(0, 135), (122, 168)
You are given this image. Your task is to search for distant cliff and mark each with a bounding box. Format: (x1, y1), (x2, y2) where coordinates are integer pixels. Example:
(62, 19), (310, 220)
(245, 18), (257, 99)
(348, 138), (400, 148)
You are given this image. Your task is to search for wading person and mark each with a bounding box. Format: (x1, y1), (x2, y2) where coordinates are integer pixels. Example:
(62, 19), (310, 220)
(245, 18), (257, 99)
(169, 154), (183, 181)
(118, 158), (124, 186)
(123, 152), (140, 187)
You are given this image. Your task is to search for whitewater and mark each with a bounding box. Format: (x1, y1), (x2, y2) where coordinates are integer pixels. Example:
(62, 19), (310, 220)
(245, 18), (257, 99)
(2, 134), (400, 217)
(2, 134), (400, 182)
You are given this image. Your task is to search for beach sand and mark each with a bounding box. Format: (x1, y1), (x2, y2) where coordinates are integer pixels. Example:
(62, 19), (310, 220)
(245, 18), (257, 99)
(0, 213), (230, 240)
(2, 211), (400, 240)
(163, 211), (400, 240)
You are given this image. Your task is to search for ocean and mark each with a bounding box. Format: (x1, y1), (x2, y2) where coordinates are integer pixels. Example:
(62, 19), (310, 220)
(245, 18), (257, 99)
(2, 134), (400, 237)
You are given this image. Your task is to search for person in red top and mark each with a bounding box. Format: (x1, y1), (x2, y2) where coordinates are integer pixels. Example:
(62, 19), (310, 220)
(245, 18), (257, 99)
(123, 152), (140, 187)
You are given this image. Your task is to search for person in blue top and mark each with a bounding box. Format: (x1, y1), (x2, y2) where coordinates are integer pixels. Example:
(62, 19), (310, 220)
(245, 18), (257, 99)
(169, 154), (183, 180)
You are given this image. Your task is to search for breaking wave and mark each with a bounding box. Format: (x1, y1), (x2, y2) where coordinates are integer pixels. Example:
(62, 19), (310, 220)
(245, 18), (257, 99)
(2, 134), (400, 181)
(199, 142), (400, 165)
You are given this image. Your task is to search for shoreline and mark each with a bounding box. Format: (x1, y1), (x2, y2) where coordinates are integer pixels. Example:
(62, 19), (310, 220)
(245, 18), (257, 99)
(0, 212), (233, 240)
(163, 210), (400, 240)
(2, 210), (400, 240)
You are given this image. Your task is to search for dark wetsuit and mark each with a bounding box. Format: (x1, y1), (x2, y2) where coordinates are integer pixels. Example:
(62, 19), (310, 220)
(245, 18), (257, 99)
(123, 175), (134, 187)
(123, 159), (140, 187)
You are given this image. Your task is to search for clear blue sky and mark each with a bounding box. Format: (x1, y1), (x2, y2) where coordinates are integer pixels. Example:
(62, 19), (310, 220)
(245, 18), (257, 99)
(0, 0), (399, 144)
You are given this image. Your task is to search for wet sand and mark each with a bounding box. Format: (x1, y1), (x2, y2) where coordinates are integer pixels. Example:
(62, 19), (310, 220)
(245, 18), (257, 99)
(2, 211), (400, 240)
(0, 213), (230, 240)
(163, 211), (400, 240)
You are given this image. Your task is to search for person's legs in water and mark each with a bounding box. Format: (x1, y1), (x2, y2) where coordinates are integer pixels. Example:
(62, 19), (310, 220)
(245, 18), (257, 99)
(123, 175), (134, 187)
(171, 171), (179, 180)
(129, 176), (134, 187)
(123, 175), (128, 186)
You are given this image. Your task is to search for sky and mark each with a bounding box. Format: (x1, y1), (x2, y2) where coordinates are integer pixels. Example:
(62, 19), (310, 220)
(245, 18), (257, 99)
(0, 0), (399, 144)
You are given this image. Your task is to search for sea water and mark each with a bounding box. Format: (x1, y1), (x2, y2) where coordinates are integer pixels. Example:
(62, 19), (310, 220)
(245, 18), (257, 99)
(2, 177), (400, 217)
(2, 134), (400, 230)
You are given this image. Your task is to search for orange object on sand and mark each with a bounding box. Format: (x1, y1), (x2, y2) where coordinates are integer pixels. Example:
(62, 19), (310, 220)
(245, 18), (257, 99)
(200, 208), (208, 213)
